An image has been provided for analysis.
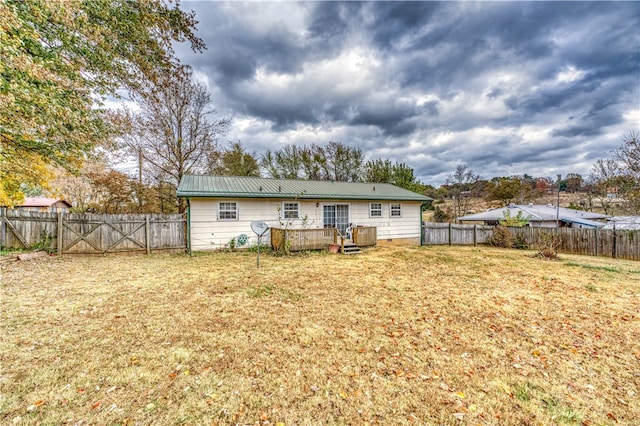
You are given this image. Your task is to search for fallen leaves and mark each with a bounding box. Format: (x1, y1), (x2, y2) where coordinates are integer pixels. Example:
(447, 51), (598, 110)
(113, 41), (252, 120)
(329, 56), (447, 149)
(3, 246), (639, 424)
(26, 400), (45, 412)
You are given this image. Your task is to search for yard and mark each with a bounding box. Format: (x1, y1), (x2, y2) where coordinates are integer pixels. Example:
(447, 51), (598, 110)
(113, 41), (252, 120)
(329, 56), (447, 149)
(1, 246), (638, 425)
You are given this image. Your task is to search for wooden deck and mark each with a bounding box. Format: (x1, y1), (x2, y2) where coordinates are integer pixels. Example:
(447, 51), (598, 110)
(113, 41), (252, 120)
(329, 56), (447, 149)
(271, 226), (377, 253)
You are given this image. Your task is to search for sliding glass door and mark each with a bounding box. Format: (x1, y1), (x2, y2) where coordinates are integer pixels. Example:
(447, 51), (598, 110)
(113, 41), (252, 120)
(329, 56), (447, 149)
(323, 204), (349, 235)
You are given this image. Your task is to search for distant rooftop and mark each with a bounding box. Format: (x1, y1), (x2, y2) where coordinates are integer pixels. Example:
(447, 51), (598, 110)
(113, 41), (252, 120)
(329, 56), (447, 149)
(20, 197), (71, 208)
(603, 216), (640, 230)
(458, 204), (609, 228)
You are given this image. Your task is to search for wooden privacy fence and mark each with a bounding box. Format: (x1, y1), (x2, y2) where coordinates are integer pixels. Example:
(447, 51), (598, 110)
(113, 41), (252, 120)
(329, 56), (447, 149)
(0, 209), (186, 255)
(422, 222), (639, 261)
(422, 222), (494, 245)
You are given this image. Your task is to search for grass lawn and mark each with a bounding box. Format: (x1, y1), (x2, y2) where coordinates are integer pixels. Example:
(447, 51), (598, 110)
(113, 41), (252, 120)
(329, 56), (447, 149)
(1, 246), (638, 425)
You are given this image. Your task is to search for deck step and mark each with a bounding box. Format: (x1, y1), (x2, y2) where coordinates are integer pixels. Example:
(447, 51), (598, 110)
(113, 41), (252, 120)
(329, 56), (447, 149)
(341, 243), (362, 254)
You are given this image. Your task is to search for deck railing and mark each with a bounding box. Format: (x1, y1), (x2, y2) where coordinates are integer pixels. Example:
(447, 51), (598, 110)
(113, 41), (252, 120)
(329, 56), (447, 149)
(352, 226), (377, 247)
(271, 227), (336, 252)
(271, 227), (377, 252)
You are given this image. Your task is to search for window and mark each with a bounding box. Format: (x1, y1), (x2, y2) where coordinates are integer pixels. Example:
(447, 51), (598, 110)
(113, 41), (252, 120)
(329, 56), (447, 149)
(283, 202), (299, 219)
(390, 203), (402, 217)
(370, 203), (382, 217)
(218, 202), (237, 220)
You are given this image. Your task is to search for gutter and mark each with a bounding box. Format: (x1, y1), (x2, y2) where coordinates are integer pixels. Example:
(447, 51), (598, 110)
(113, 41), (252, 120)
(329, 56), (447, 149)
(186, 198), (192, 256)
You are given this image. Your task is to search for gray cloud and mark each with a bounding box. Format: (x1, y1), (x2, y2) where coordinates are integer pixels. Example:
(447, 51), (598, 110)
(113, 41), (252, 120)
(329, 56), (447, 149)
(175, 1), (639, 185)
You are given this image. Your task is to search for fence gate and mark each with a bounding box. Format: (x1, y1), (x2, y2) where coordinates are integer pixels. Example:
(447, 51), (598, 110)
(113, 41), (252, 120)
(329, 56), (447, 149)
(60, 214), (149, 254)
(0, 209), (186, 255)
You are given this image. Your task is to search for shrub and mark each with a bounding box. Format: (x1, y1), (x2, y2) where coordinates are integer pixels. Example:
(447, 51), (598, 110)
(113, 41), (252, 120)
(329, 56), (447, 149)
(513, 233), (529, 250)
(433, 206), (452, 222)
(32, 230), (55, 253)
(535, 233), (559, 260)
(488, 225), (515, 248)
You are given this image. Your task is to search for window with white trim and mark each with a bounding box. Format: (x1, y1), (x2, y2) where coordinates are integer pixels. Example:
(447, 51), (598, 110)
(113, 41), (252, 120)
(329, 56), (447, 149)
(390, 203), (402, 217)
(218, 202), (238, 220)
(370, 203), (382, 218)
(283, 202), (299, 219)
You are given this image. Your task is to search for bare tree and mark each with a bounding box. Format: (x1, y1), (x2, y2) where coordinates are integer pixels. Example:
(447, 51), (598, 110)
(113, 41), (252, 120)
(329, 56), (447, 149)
(615, 130), (640, 181)
(261, 142), (363, 181)
(322, 141), (363, 182)
(446, 164), (482, 219)
(124, 69), (230, 212)
(589, 130), (640, 214)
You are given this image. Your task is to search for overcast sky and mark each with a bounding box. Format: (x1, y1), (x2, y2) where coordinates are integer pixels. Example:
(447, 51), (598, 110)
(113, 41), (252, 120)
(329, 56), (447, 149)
(175, 1), (639, 186)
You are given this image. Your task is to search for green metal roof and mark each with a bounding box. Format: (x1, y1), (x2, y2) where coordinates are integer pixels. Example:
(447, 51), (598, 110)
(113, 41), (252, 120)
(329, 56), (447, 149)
(177, 175), (432, 202)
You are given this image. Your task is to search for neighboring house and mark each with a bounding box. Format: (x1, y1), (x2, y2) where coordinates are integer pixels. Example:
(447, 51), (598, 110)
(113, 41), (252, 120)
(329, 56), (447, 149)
(177, 175), (432, 251)
(603, 216), (640, 230)
(458, 204), (609, 228)
(17, 197), (72, 213)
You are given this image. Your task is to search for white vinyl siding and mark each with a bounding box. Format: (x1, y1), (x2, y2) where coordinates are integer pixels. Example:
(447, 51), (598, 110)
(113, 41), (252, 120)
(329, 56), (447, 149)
(188, 198), (423, 251)
(390, 203), (402, 217)
(218, 202), (238, 220)
(369, 203), (382, 218)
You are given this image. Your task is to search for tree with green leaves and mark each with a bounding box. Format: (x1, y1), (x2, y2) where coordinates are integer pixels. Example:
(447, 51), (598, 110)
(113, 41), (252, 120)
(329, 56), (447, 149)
(322, 141), (363, 182)
(564, 173), (584, 193)
(499, 210), (531, 227)
(262, 145), (304, 179)
(0, 0), (203, 205)
(485, 176), (537, 205)
(363, 159), (430, 194)
(210, 141), (260, 177)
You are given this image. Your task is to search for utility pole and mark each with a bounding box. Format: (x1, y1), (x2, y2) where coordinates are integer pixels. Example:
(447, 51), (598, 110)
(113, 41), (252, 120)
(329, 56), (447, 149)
(138, 149), (143, 184)
(556, 174), (561, 226)
(556, 174), (561, 255)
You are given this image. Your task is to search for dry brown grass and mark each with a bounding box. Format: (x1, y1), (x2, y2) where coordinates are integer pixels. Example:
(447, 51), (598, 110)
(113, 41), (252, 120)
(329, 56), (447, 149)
(1, 246), (639, 425)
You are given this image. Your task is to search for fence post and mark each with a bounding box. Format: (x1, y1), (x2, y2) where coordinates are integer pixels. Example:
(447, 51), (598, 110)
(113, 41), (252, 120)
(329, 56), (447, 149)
(57, 212), (64, 255)
(448, 223), (452, 246)
(0, 207), (5, 249)
(145, 215), (151, 255)
(594, 228), (598, 257)
(612, 226), (617, 259)
(473, 224), (477, 247)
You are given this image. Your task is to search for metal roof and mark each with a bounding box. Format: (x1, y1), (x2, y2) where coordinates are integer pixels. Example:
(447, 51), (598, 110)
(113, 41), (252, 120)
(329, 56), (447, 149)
(177, 175), (432, 202)
(603, 216), (640, 230)
(458, 204), (609, 227)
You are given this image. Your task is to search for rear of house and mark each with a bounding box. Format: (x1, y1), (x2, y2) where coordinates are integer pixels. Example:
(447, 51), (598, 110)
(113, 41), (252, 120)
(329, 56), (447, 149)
(177, 175), (432, 251)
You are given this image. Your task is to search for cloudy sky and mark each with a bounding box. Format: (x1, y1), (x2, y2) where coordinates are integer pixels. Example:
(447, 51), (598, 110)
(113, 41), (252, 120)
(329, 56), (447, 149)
(175, 1), (639, 186)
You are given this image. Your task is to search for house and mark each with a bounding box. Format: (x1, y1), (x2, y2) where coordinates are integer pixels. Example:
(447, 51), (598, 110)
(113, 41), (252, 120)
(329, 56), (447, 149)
(457, 204), (609, 228)
(177, 175), (432, 251)
(603, 216), (640, 230)
(18, 197), (72, 213)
